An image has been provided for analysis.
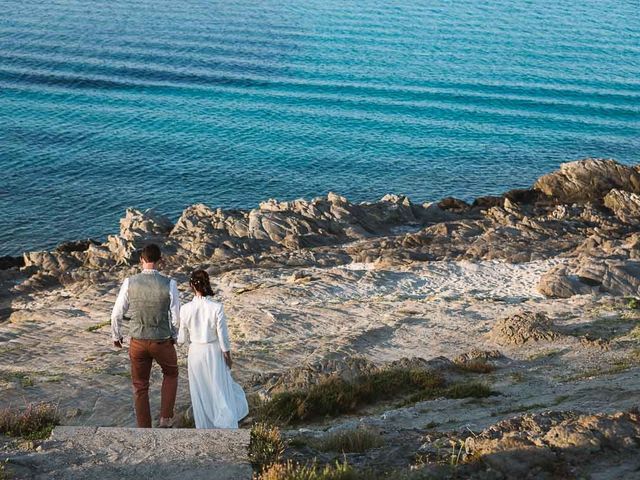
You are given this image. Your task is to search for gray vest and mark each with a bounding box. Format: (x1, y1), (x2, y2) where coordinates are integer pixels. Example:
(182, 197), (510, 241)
(128, 272), (172, 340)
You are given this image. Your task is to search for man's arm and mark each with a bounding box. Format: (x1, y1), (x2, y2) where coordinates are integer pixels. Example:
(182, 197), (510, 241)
(169, 279), (180, 341)
(111, 278), (129, 347)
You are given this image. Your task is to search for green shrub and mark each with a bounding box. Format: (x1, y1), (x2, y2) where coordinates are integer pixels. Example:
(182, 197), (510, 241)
(249, 422), (286, 473)
(258, 369), (496, 425)
(258, 369), (446, 424)
(316, 428), (384, 453)
(454, 360), (495, 374)
(442, 382), (493, 399)
(0, 403), (60, 440)
(626, 297), (640, 310)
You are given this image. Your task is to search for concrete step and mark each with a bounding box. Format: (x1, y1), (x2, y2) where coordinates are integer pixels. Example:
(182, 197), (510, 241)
(9, 426), (252, 480)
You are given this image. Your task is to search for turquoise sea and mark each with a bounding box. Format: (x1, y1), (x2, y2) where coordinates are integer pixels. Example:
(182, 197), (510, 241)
(1, 0), (639, 255)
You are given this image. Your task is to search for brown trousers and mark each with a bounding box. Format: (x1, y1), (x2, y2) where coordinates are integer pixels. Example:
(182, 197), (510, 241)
(129, 338), (178, 428)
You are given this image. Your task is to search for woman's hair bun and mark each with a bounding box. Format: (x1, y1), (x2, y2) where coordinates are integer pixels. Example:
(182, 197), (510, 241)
(190, 269), (214, 297)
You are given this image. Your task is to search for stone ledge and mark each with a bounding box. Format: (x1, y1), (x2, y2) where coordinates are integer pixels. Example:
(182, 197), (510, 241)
(12, 426), (252, 480)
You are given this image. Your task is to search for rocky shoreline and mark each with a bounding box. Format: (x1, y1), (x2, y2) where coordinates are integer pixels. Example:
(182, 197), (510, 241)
(2, 157), (640, 479)
(3, 158), (640, 299)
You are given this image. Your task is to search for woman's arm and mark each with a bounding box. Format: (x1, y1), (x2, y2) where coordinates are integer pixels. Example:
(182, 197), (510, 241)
(177, 307), (189, 345)
(216, 304), (232, 368)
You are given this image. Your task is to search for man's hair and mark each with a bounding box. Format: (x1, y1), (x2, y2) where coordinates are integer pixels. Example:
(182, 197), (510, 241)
(140, 244), (161, 263)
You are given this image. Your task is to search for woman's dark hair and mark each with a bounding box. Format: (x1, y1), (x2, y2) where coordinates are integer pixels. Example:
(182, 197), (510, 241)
(190, 269), (214, 297)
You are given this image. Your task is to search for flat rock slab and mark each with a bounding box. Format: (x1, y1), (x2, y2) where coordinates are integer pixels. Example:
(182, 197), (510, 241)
(9, 426), (252, 480)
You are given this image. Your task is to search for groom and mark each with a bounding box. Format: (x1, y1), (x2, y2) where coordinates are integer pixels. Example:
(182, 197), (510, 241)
(110, 244), (180, 428)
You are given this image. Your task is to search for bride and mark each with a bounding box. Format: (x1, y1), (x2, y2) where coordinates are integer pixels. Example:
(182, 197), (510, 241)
(178, 269), (248, 428)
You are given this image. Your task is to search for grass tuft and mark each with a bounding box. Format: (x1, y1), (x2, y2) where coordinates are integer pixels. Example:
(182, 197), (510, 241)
(0, 460), (10, 480)
(249, 422), (286, 473)
(256, 460), (363, 480)
(0, 403), (60, 440)
(626, 297), (640, 310)
(454, 360), (495, 374)
(86, 321), (111, 333)
(315, 428), (384, 453)
(442, 382), (493, 399)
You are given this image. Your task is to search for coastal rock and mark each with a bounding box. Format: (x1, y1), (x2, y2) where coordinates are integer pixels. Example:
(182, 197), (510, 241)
(0, 255), (24, 270)
(55, 239), (98, 254)
(166, 193), (443, 264)
(603, 189), (640, 226)
(534, 158), (640, 203)
(461, 411), (640, 477)
(538, 235), (640, 297)
(489, 311), (559, 346)
(170, 204), (263, 260)
(437, 197), (470, 212)
(537, 265), (596, 298)
(106, 208), (173, 264)
(23, 250), (82, 274)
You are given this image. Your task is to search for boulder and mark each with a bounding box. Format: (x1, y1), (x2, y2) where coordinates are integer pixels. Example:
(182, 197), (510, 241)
(537, 265), (596, 298)
(534, 158), (640, 203)
(538, 257), (640, 298)
(604, 188), (640, 226)
(0, 255), (24, 270)
(106, 208), (173, 264)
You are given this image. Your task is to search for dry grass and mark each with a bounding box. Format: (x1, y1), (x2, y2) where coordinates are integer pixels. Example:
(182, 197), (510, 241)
(315, 428), (384, 453)
(86, 320), (111, 332)
(249, 423), (286, 473)
(454, 360), (495, 374)
(0, 402), (60, 440)
(0, 460), (10, 480)
(256, 460), (362, 480)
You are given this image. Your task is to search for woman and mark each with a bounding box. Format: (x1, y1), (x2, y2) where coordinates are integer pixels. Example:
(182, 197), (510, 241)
(178, 270), (248, 429)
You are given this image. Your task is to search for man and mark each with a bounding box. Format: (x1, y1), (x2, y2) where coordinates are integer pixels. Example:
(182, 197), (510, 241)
(111, 244), (180, 428)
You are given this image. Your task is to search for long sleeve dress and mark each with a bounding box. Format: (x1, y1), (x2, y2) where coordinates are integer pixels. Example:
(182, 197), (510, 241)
(177, 296), (248, 429)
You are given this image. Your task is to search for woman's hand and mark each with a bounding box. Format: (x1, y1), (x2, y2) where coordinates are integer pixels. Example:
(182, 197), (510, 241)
(223, 351), (233, 369)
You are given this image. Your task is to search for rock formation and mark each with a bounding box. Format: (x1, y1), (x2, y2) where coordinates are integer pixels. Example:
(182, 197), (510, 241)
(9, 158), (640, 298)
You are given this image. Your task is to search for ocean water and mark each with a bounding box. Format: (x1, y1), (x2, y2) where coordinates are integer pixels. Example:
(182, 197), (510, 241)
(1, 0), (639, 255)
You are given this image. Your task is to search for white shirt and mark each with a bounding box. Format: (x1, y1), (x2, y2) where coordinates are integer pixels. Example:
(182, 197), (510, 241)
(177, 296), (231, 352)
(110, 269), (180, 341)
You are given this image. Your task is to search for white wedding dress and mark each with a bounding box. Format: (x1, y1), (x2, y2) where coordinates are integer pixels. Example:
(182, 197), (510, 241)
(178, 296), (248, 429)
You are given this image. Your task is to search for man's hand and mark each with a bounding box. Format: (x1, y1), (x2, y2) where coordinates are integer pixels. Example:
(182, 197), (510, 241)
(113, 339), (123, 349)
(223, 351), (233, 369)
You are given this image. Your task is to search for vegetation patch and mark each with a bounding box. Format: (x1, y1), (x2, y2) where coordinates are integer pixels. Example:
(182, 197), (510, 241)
(0, 402), (60, 440)
(257, 368), (494, 424)
(257, 460), (363, 480)
(86, 320), (111, 333)
(315, 428), (384, 453)
(257, 369), (444, 424)
(405, 382), (493, 405)
(563, 357), (637, 382)
(527, 349), (562, 362)
(0, 460), (11, 480)
(454, 360), (495, 374)
(626, 297), (640, 310)
(249, 422), (286, 473)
